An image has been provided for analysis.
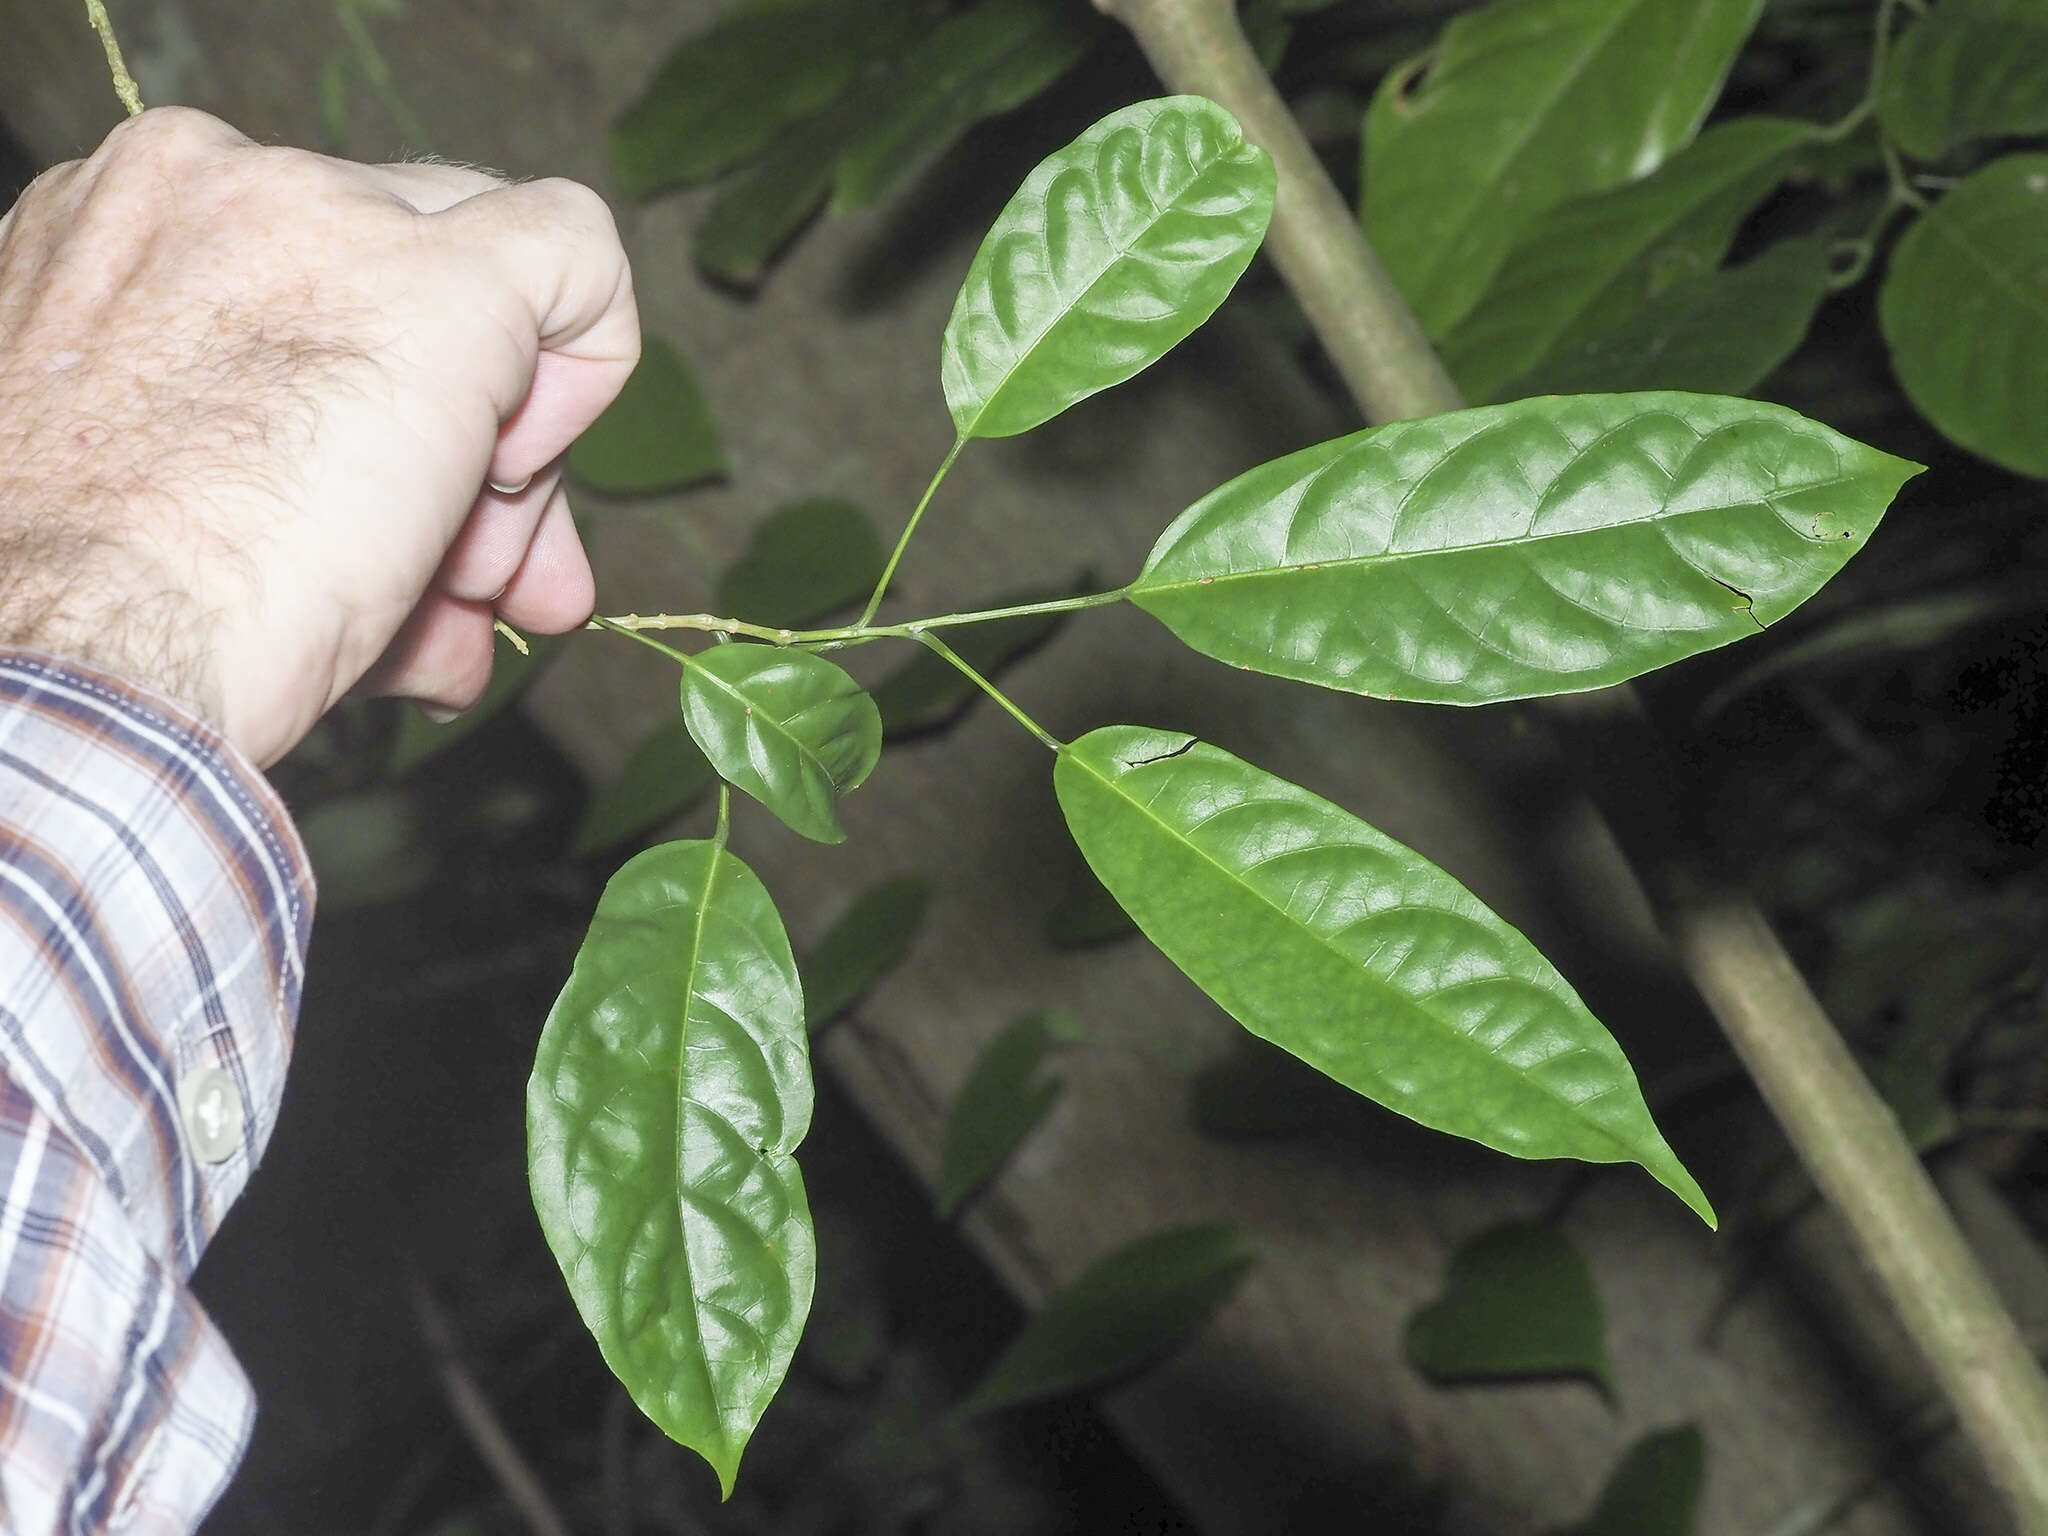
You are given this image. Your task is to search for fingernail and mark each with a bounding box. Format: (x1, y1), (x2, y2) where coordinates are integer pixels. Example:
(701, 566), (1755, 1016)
(418, 702), (461, 725)
(487, 474), (532, 496)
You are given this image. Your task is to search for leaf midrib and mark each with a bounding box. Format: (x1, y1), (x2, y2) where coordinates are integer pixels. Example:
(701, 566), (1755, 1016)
(671, 844), (726, 1450)
(686, 653), (846, 795)
(1068, 746), (1643, 1164)
(1135, 468), (1865, 599)
(958, 123), (1252, 437)
(1921, 197), (2048, 330)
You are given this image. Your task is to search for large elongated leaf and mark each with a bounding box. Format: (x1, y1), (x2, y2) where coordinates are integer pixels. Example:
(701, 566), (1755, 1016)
(961, 1224), (1256, 1415)
(566, 337), (724, 497)
(715, 499), (885, 629)
(1880, 154), (2048, 479)
(1363, 0), (1764, 336)
(572, 716), (716, 856)
(941, 97), (1275, 440)
(937, 1010), (1082, 1215)
(680, 646), (882, 843)
(1442, 116), (1814, 403)
(529, 839), (815, 1497)
(1055, 727), (1715, 1223)
(1880, 0), (2048, 162)
(1504, 235), (1834, 399)
(1405, 1222), (1611, 1392)
(609, 2), (905, 201)
(832, 0), (1098, 209)
(1129, 393), (1918, 705)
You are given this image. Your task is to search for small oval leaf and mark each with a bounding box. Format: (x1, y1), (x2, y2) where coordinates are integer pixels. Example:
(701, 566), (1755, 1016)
(1405, 1222), (1611, 1392)
(1363, 0), (1765, 336)
(1055, 727), (1715, 1224)
(961, 1224), (1256, 1416)
(567, 336), (725, 496)
(941, 96), (1276, 440)
(715, 499), (885, 629)
(528, 839), (815, 1497)
(1879, 0), (2048, 162)
(1130, 392), (1919, 705)
(680, 645), (882, 844)
(800, 873), (933, 1033)
(1880, 154), (2048, 479)
(1551, 1426), (1705, 1536)
(937, 1010), (1083, 1215)
(572, 716), (716, 856)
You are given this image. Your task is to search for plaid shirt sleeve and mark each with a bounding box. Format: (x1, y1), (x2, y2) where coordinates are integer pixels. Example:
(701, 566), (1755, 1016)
(0, 651), (314, 1535)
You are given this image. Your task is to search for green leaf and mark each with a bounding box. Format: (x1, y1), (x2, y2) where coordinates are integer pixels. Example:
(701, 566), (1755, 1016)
(1550, 1426), (1705, 1536)
(389, 630), (557, 776)
(528, 838), (815, 1497)
(872, 579), (1081, 737)
(942, 96), (1276, 440)
(1442, 116), (1815, 403)
(1054, 727), (1715, 1224)
(1405, 1222), (1611, 1392)
(800, 873), (933, 1032)
(572, 716), (717, 856)
(609, 2), (903, 201)
(937, 1010), (1082, 1215)
(831, 0), (1098, 210)
(679, 645), (882, 844)
(715, 499), (886, 628)
(567, 337), (724, 497)
(1880, 154), (2048, 478)
(1129, 392), (1919, 706)
(694, 110), (840, 287)
(1362, 0), (1764, 336)
(961, 1224), (1256, 1415)
(1044, 863), (1138, 948)
(1880, 0), (2048, 162)
(1503, 234), (1835, 399)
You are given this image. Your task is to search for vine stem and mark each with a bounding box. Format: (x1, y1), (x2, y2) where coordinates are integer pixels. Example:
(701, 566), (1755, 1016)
(1091, 0), (2048, 1528)
(911, 631), (1064, 752)
(859, 435), (966, 627)
(592, 585), (1129, 648)
(82, 0), (143, 116)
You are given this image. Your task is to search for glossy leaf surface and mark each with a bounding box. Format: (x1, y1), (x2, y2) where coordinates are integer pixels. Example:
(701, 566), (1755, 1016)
(962, 1224), (1256, 1415)
(680, 646), (882, 844)
(1505, 235), (1833, 399)
(572, 716), (716, 856)
(1442, 117), (1813, 402)
(937, 1010), (1081, 1215)
(715, 499), (885, 628)
(1405, 1222), (1611, 1391)
(832, 0), (1097, 209)
(1055, 727), (1715, 1223)
(566, 338), (724, 496)
(941, 97), (1275, 439)
(800, 873), (933, 1032)
(1131, 393), (1918, 705)
(1880, 154), (2048, 478)
(529, 839), (814, 1496)
(1551, 1426), (1704, 1536)
(390, 631), (557, 776)
(872, 579), (1082, 738)
(1363, 0), (1763, 335)
(609, 2), (902, 200)
(1880, 0), (2048, 161)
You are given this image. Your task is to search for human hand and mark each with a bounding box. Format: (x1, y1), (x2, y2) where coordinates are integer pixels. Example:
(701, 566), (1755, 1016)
(0, 107), (639, 767)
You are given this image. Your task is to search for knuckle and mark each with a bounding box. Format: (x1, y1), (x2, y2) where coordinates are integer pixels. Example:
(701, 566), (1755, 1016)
(535, 176), (621, 245)
(99, 105), (241, 166)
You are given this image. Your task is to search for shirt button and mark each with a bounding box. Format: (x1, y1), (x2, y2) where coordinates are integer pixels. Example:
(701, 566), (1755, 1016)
(177, 1066), (244, 1164)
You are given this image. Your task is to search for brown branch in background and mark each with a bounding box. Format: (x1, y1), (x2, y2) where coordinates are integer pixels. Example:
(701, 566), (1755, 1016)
(1092, 0), (2048, 1529)
(409, 1274), (576, 1536)
(80, 0), (142, 116)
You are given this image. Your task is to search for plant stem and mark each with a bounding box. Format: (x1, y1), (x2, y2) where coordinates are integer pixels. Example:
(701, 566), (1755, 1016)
(1094, 0), (2048, 1527)
(592, 585), (1129, 649)
(82, 0), (143, 115)
(912, 631), (1064, 751)
(860, 435), (966, 627)
(587, 613), (692, 665)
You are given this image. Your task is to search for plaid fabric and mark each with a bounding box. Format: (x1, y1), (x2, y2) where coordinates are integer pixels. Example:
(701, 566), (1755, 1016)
(0, 652), (313, 1534)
